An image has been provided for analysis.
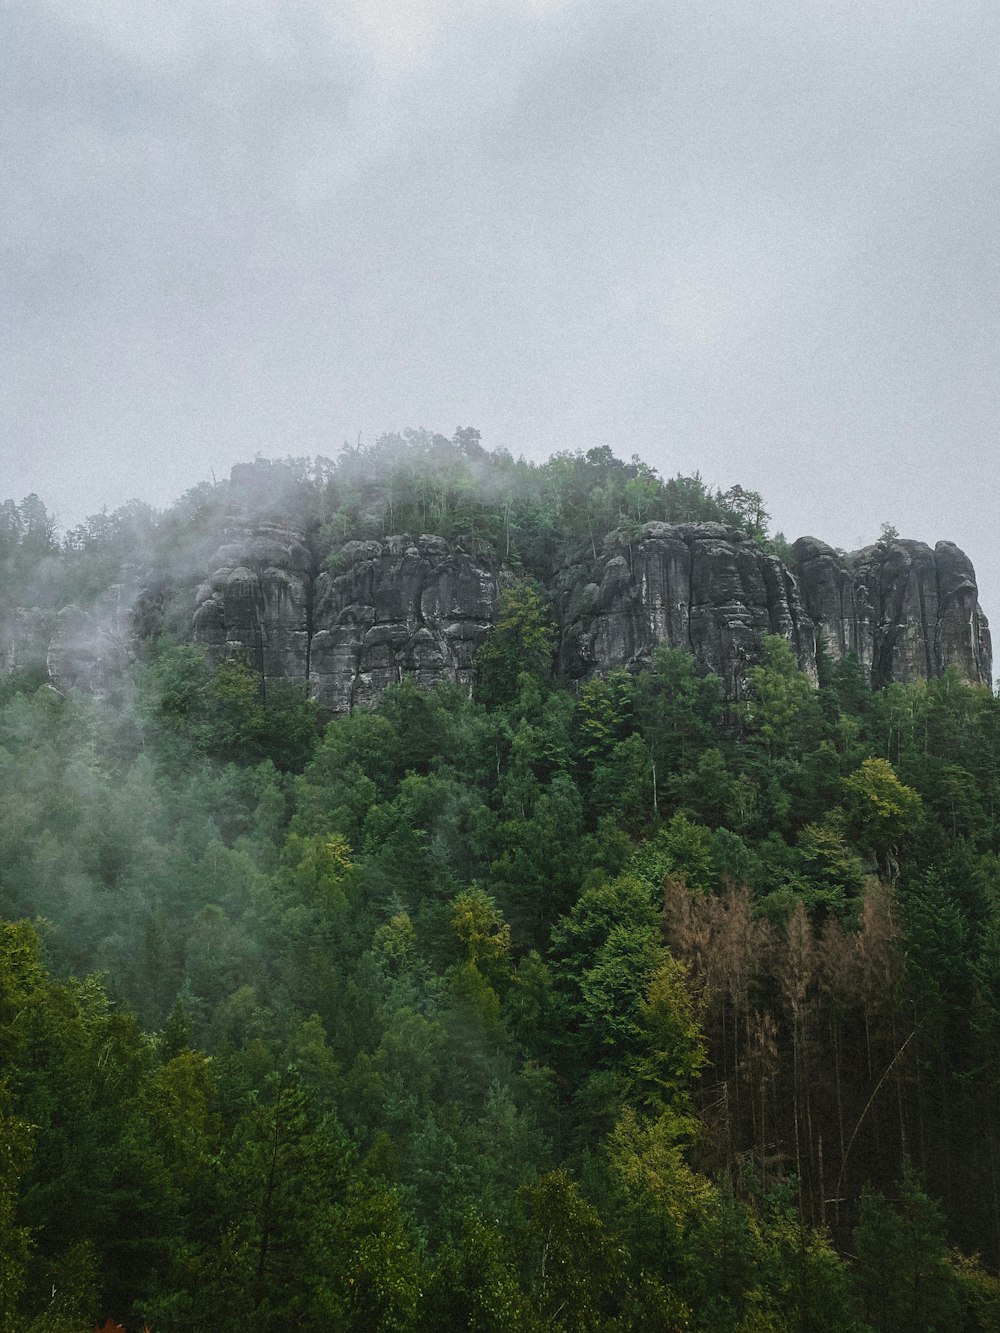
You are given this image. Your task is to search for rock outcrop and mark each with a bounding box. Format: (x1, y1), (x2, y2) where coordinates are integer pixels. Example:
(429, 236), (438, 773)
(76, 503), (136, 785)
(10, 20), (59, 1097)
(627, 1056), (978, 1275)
(309, 535), (501, 712)
(46, 604), (134, 693)
(553, 523), (816, 698)
(1, 607), (53, 677)
(192, 520), (502, 713)
(2, 466), (992, 706)
(791, 536), (992, 689)
(192, 523), (314, 683)
(189, 516), (992, 708)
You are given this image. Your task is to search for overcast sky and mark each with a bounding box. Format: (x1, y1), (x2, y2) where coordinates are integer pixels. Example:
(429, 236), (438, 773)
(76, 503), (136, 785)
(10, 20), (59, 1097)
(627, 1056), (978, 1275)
(3, 0), (998, 634)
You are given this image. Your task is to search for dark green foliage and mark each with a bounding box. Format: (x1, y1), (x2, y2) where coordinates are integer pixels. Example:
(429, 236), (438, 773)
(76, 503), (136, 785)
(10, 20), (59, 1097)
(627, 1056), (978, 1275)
(854, 1165), (964, 1333)
(1, 446), (1000, 1327)
(473, 581), (556, 708)
(517, 1170), (620, 1331)
(142, 644), (320, 771)
(423, 1213), (529, 1331)
(0, 1100), (33, 1333)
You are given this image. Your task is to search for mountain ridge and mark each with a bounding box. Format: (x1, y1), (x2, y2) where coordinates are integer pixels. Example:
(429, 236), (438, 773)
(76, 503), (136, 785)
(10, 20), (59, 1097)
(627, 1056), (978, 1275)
(1, 448), (993, 700)
(186, 499), (991, 712)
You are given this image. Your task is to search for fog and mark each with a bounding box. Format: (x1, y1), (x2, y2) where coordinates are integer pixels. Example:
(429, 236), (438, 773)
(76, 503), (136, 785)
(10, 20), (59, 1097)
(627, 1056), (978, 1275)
(4, 0), (998, 633)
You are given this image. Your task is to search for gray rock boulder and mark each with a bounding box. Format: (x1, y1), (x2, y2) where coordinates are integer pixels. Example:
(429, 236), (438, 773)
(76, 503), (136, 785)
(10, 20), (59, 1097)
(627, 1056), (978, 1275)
(1, 606), (54, 676)
(309, 534), (501, 712)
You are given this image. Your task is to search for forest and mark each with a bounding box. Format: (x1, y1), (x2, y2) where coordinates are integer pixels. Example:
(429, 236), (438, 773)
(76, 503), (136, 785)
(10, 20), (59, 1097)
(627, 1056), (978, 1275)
(1, 434), (999, 1331)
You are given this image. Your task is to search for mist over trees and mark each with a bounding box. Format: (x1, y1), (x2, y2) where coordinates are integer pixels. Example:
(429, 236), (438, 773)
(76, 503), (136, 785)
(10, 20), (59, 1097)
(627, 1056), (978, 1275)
(0, 435), (998, 1330)
(1, 429), (774, 627)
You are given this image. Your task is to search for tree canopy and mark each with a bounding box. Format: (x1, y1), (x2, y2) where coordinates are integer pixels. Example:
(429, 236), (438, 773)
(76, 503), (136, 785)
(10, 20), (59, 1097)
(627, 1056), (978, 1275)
(0, 441), (997, 1330)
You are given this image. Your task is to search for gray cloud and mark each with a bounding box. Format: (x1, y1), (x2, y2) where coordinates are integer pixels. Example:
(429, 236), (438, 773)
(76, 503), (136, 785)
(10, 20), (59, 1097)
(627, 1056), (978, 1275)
(4, 0), (998, 638)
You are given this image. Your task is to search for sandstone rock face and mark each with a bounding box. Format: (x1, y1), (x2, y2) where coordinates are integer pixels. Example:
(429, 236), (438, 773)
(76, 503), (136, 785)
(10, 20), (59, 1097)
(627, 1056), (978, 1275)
(192, 522), (502, 713)
(192, 515), (991, 709)
(3, 474), (991, 705)
(554, 523), (817, 698)
(192, 523), (314, 682)
(792, 536), (992, 689)
(310, 535), (501, 712)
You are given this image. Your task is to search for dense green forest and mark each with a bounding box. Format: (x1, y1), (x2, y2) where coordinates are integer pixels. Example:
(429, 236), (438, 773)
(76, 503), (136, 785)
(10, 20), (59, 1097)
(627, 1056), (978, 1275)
(1, 436), (999, 1330)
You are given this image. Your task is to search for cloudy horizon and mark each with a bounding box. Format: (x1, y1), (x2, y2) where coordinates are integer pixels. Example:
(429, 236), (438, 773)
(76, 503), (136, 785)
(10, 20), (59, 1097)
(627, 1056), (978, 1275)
(4, 0), (998, 638)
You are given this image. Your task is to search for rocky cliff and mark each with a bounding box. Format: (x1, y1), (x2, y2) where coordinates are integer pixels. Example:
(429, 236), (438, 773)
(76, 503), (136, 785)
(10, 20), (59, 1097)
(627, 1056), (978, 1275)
(191, 521), (502, 712)
(186, 512), (991, 710)
(2, 481), (992, 704)
(553, 522), (816, 698)
(2, 583), (136, 694)
(791, 535), (992, 689)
